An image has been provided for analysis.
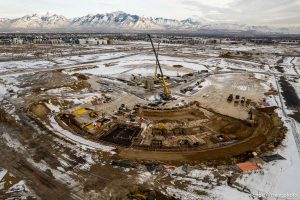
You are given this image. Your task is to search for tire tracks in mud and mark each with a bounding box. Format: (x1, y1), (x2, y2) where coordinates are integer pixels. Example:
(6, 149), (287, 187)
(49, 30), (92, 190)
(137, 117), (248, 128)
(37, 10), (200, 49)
(290, 57), (299, 76)
(0, 122), (73, 199)
(0, 108), (86, 200)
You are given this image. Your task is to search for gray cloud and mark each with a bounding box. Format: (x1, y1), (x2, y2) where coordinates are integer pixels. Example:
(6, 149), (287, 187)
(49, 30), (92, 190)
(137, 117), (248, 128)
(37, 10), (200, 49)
(181, 0), (300, 26)
(0, 0), (298, 27)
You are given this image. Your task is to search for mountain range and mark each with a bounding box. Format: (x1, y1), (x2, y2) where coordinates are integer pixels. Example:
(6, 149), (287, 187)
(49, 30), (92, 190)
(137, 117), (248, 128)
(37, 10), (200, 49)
(0, 11), (299, 34)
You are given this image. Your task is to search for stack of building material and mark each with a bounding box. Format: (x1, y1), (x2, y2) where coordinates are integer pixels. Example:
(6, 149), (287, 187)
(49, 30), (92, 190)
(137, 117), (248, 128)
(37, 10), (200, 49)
(236, 161), (259, 172)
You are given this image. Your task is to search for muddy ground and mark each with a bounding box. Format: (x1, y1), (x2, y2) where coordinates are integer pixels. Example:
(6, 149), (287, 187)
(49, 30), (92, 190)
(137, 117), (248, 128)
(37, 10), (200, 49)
(0, 110), (73, 200)
(278, 76), (300, 123)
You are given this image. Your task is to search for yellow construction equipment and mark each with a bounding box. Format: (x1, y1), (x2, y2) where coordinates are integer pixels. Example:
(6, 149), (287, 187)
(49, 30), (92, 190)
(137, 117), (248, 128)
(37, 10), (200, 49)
(85, 124), (94, 130)
(159, 122), (166, 130)
(148, 34), (171, 98)
(73, 108), (88, 115)
(162, 78), (171, 95)
(89, 111), (98, 118)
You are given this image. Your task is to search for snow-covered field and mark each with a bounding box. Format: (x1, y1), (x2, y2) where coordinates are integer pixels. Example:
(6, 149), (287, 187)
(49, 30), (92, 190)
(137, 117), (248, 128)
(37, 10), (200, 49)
(75, 54), (209, 77)
(49, 116), (115, 153)
(52, 52), (129, 65)
(0, 60), (55, 72)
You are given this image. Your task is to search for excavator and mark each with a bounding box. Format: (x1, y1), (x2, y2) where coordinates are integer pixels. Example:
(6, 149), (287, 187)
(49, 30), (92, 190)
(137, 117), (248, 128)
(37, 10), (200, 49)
(147, 34), (171, 100)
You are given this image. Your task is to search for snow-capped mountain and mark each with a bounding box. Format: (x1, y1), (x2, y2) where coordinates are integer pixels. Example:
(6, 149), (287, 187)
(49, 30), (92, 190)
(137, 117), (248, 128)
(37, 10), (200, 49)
(0, 11), (299, 34)
(0, 18), (10, 29)
(8, 13), (69, 29)
(70, 11), (201, 30)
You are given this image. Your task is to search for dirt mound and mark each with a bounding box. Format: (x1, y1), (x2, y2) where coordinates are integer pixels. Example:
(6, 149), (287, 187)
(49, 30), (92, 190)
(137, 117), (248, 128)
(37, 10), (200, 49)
(221, 122), (240, 132)
(220, 122), (250, 138)
(205, 118), (230, 131)
(19, 71), (73, 87)
(30, 104), (50, 120)
(70, 80), (91, 91)
(140, 108), (206, 121)
(73, 73), (89, 80)
(18, 71), (90, 92)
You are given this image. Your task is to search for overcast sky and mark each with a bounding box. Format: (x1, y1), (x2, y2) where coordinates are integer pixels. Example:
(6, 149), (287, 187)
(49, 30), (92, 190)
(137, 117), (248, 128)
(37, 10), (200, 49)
(0, 0), (299, 26)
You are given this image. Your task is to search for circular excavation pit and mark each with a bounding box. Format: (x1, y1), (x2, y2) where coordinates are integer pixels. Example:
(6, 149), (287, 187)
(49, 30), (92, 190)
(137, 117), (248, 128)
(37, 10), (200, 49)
(118, 103), (285, 161)
(53, 101), (285, 162)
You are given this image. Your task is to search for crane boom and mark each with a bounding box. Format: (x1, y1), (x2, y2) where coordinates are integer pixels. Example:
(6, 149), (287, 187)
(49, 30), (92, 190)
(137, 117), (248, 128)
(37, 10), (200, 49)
(154, 43), (160, 80)
(147, 34), (164, 77)
(147, 34), (171, 95)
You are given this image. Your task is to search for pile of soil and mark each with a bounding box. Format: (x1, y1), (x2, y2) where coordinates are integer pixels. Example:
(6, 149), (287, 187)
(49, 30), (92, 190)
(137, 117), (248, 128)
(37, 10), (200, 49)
(30, 104), (50, 120)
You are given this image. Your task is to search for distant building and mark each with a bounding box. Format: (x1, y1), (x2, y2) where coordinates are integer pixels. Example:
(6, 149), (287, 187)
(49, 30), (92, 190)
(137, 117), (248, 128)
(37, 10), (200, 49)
(0, 39), (12, 45)
(221, 38), (242, 44)
(32, 37), (43, 44)
(78, 39), (87, 45)
(279, 40), (300, 45)
(202, 38), (220, 44)
(12, 38), (24, 45)
(250, 39), (274, 44)
(160, 38), (170, 43)
(107, 39), (113, 45)
(47, 38), (63, 44)
(86, 38), (99, 45)
(78, 38), (112, 45)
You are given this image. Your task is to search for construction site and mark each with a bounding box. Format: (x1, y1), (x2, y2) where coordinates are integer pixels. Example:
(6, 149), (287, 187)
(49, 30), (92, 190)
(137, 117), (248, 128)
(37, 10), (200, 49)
(25, 35), (285, 161)
(0, 34), (299, 200)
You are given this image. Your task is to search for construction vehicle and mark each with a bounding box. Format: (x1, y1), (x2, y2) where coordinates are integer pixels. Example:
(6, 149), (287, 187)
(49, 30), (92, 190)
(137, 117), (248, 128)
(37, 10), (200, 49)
(159, 122), (167, 130)
(241, 97), (246, 104)
(246, 98), (251, 106)
(247, 108), (256, 127)
(89, 111), (98, 118)
(227, 94), (233, 102)
(234, 95), (240, 104)
(147, 34), (171, 99)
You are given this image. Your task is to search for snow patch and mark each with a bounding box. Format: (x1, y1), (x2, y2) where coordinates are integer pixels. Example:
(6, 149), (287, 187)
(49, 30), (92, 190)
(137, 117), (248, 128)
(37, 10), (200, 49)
(49, 116), (115, 153)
